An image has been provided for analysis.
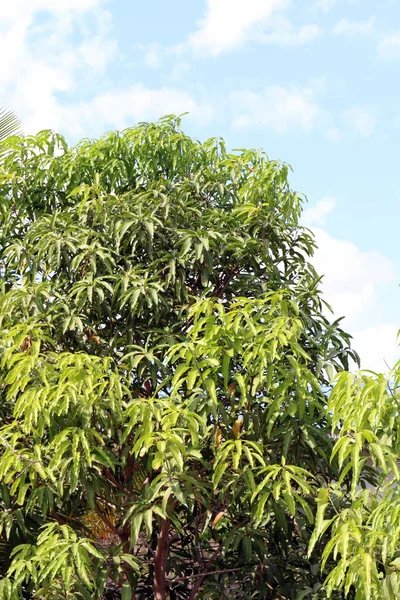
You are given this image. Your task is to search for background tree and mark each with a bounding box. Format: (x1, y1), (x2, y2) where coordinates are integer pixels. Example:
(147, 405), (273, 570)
(0, 116), (394, 600)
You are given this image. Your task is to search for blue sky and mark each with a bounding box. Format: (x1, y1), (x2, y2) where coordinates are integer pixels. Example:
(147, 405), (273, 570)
(2, 0), (399, 370)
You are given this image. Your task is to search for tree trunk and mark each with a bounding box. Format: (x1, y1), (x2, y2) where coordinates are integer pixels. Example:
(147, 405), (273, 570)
(153, 517), (170, 600)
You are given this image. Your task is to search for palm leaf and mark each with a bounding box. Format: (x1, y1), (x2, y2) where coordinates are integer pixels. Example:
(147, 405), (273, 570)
(0, 106), (22, 141)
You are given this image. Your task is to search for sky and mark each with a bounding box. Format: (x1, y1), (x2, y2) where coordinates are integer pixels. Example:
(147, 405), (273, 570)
(2, 0), (399, 371)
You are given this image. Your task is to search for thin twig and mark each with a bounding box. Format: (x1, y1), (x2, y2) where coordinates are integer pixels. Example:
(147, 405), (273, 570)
(102, 467), (131, 495)
(172, 566), (242, 583)
(94, 504), (122, 538)
(188, 544), (222, 600)
(0, 436), (40, 464)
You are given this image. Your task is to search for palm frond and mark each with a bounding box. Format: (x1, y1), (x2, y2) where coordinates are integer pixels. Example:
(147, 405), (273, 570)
(0, 106), (22, 141)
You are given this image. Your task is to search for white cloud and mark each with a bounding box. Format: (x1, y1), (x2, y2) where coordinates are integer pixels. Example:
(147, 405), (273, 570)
(143, 43), (163, 69)
(301, 200), (398, 371)
(0, 0), (118, 134)
(186, 0), (289, 57)
(140, 0), (321, 74)
(311, 227), (395, 324)
(1, 0), (215, 137)
(378, 32), (400, 60)
(316, 0), (359, 14)
(0, 0), (104, 21)
(304, 202), (398, 371)
(230, 84), (324, 134)
(229, 84), (376, 141)
(141, 44), (192, 80)
(316, 0), (337, 11)
(333, 17), (376, 36)
(36, 85), (215, 138)
(76, 11), (118, 74)
(157, 0), (320, 62)
(303, 196), (336, 227)
(351, 325), (399, 372)
(341, 107), (375, 137)
(260, 16), (322, 46)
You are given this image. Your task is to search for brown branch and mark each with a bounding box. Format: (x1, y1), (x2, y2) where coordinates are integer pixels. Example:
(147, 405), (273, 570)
(154, 517), (170, 600)
(213, 265), (241, 298)
(173, 566), (242, 582)
(102, 467), (131, 495)
(94, 504), (122, 538)
(124, 451), (136, 486)
(188, 544), (222, 600)
(94, 495), (118, 510)
(192, 513), (204, 565)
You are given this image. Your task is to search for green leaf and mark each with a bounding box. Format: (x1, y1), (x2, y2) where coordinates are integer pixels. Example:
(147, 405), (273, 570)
(121, 581), (133, 600)
(130, 513), (143, 548)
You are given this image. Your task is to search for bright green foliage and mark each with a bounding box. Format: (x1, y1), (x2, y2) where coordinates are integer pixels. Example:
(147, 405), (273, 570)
(0, 115), (389, 600)
(307, 368), (400, 600)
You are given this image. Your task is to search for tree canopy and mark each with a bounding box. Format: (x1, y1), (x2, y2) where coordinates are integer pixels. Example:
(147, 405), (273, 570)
(0, 116), (398, 600)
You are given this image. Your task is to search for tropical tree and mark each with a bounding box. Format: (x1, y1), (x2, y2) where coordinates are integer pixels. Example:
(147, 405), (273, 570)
(0, 116), (396, 600)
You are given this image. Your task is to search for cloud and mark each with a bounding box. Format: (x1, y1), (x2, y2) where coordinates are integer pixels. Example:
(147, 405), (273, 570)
(3, 2), (211, 138)
(230, 84), (324, 134)
(186, 0), (289, 57)
(301, 199), (399, 371)
(139, 0), (321, 78)
(303, 200), (398, 371)
(311, 226), (395, 324)
(0, 0), (104, 21)
(378, 32), (400, 60)
(143, 43), (163, 69)
(0, 1), (206, 137)
(142, 0), (320, 68)
(316, 0), (359, 14)
(37, 85), (215, 138)
(76, 24), (118, 73)
(229, 83), (376, 141)
(259, 16), (322, 46)
(303, 196), (336, 227)
(316, 0), (337, 11)
(341, 107), (375, 137)
(0, 0), (118, 134)
(332, 17), (376, 36)
(351, 325), (399, 372)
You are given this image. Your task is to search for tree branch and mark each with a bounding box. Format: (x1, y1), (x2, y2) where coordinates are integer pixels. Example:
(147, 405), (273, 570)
(0, 436), (41, 464)
(94, 503), (122, 538)
(188, 544), (222, 600)
(154, 517), (170, 600)
(173, 566), (242, 582)
(213, 265), (241, 298)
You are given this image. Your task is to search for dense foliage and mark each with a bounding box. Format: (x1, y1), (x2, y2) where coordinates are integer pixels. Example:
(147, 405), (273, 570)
(0, 117), (398, 600)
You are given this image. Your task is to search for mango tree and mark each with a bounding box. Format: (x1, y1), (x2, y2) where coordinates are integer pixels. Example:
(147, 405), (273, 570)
(0, 116), (395, 600)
